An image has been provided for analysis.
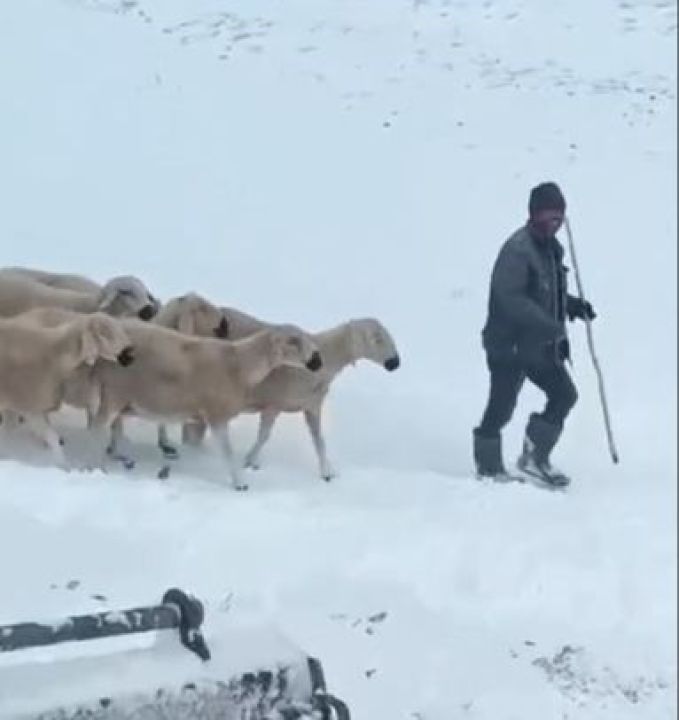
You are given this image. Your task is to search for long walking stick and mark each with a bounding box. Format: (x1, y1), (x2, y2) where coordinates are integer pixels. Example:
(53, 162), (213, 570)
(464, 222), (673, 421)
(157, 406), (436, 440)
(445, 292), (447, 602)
(564, 216), (619, 464)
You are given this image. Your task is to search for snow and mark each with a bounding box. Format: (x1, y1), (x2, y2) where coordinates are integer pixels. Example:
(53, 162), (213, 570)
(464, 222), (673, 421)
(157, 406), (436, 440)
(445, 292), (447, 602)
(0, 0), (676, 718)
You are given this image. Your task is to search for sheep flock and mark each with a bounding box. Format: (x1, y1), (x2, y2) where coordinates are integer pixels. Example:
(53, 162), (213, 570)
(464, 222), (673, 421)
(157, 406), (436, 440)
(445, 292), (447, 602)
(0, 267), (400, 490)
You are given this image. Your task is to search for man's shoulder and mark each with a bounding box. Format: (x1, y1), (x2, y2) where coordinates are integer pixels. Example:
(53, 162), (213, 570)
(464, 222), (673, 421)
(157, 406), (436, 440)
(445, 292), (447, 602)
(499, 225), (533, 256)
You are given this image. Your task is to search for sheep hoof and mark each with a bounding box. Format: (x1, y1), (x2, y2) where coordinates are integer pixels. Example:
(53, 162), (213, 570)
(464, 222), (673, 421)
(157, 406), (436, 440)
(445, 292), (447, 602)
(320, 464), (337, 481)
(59, 436), (65, 447)
(244, 458), (260, 471)
(109, 452), (135, 471)
(160, 444), (179, 460)
(234, 482), (249, 492)
(158, 465), (171, 480)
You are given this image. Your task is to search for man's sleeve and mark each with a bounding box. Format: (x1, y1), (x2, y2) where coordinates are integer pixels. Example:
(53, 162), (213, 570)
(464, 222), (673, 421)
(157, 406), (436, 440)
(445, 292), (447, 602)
(491, 244), (563, 341)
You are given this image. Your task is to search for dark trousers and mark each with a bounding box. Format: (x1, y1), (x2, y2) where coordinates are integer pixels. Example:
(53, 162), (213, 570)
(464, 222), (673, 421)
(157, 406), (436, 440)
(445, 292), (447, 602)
(477, 353), (578, 438)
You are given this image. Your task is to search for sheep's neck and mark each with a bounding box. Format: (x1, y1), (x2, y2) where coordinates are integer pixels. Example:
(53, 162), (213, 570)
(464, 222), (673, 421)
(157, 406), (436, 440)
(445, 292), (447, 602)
(233, 333), (276, 387)
(152, 304), (176, 329)
(57, 291), (98, 313)
(221, 307), (269, 341)
(315, 323), (356, 380)
(52, 324), (88, 376)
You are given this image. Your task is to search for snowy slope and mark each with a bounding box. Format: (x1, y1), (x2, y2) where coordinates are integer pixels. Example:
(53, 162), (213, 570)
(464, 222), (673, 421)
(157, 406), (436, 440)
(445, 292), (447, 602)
(0, 0), (676, 718)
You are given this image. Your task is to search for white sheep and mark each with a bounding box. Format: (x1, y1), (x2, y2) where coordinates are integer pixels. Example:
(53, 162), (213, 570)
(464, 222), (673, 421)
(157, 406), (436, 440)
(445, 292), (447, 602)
(0, 312), (134, 468)
(0, 268), (159, 321)
(3, 267), (104, 294)
(153, 292), (229, 340)
(90, 321), (322, 489)
(11, 294), (229, 462)
(182, 308), (400, 480)
(114, 292), (229, 461)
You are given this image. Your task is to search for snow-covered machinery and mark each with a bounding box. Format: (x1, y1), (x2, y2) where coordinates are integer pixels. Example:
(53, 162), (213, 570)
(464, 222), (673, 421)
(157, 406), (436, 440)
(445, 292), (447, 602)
(0, 587), (350, 719)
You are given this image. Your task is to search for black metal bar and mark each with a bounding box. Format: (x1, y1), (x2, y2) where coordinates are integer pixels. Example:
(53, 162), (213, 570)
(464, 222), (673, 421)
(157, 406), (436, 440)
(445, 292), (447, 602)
(307, 656), (352, 720)
(0, 605), (178, 652)
(162, 587), (210, 661)
(0, 587), (210, 661)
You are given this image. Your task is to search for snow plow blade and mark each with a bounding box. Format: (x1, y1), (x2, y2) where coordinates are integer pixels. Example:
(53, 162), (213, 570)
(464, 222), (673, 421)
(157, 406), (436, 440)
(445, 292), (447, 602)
(0, 587), (350, 719)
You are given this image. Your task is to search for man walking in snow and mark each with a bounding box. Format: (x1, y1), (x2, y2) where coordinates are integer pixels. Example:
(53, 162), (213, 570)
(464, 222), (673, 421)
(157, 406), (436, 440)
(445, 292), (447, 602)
(473, 182), (596, 487)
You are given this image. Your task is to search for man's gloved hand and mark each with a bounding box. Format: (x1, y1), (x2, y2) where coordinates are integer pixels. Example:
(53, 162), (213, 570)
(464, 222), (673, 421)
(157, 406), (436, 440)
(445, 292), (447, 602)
(566, 296), (596, 322)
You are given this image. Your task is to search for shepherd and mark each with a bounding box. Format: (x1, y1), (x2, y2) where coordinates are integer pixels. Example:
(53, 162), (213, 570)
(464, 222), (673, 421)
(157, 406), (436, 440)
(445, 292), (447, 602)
(473, 182), (596, 487)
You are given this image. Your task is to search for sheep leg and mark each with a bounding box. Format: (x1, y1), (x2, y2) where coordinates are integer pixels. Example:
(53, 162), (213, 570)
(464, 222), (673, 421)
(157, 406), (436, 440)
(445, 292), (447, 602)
(182, 419), (207, 447)
(1, 409), (58, 450)
(106, 416), (123, 455)
(24, 414), (68, 469)
(212, 421), (248, 491)
(157, 424), (179, 460)
(84, 392), (112, 468)
(304, 407), (336, 481)
(1, 409), (24, 433)
(85, 382), (101, 430)
(82, 403), (118, 472)
(106, 416), (135, 471)
(244, 409), (279, 470)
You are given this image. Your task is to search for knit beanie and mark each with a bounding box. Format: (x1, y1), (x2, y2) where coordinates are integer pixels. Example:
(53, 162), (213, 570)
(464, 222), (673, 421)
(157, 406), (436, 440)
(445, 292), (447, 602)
(528, 182), (566, 216)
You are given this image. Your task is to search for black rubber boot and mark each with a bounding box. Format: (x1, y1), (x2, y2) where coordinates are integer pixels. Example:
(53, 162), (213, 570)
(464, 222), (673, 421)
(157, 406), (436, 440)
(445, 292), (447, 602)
(473, 429), (517, 482)
(517, 414), (570, 488)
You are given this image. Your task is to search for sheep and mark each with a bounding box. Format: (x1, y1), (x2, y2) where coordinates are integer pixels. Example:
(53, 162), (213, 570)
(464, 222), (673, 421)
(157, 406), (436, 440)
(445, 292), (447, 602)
(214, 305), (270, 337)
(0, 269), (158, 433)
(182, 308), (400, 480)
(0, 268), (159, 321)
(117, 292), (229, 460)
(11, 293), (229, 461)
(89, 321), (322, 489)
(153, 292), (229, 340)
(0, 312), (134, 468)
(2, 267), (103, 295)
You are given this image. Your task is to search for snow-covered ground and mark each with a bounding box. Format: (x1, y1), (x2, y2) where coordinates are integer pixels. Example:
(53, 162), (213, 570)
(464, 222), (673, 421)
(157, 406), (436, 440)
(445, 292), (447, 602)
(0, 0), (676, 717)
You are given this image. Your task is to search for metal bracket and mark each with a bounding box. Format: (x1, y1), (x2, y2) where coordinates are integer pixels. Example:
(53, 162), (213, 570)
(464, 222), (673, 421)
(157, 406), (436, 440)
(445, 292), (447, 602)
(0, 586), (210, 662)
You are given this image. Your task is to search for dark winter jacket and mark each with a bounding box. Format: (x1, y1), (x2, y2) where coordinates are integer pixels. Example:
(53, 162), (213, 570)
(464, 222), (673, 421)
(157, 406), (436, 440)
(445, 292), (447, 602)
(482, 224), (577, 365)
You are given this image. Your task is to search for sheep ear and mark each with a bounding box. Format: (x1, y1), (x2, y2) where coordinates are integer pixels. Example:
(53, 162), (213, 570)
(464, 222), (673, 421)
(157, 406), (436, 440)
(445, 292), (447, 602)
(177, 310), (195, 335)
(80, 322), (100, 366)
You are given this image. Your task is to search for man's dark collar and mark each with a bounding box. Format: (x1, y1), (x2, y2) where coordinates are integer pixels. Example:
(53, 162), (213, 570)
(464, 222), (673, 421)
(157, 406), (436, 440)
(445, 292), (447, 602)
(526, 224), (562, 254)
